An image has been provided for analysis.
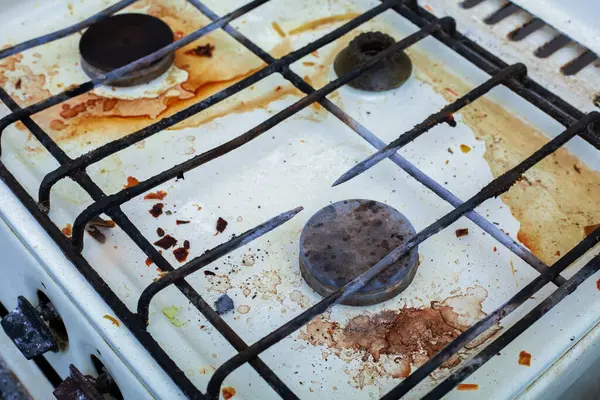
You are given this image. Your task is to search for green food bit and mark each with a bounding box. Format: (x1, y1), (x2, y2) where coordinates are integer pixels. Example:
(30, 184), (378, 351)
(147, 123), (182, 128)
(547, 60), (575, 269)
(162, 306), (186, 327)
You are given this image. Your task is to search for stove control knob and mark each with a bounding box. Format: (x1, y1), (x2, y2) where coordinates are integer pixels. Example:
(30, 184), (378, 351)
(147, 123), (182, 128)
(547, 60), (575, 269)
(1, 296), (58, 359)
(53, 365), (104, 400)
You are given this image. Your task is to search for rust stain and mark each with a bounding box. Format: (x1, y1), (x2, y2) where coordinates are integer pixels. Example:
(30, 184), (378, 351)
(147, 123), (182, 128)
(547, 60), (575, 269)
(457, 383), (479, 391)
(300, 287), (498, 386)
(288, 13), (360, 35)
(518, 350), (532, 366)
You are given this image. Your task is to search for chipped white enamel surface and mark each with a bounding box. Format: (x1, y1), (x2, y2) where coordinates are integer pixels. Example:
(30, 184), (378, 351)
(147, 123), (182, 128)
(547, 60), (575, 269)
(0, 0), (599, 399)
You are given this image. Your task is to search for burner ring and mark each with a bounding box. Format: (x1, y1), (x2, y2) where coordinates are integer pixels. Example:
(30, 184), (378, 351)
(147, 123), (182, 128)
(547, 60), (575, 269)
(334, 32), (413, 92)
(79, 13), (175, 87)
(299, 199), (419, 306)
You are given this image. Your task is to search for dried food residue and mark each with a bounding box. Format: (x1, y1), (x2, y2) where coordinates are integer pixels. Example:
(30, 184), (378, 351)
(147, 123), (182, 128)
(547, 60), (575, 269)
(215, 217), (228, 234)
(597, 279), (600, 291)
(518, 350), (531, 366)
(157, 227), (165, 237)
(85, 217), (116, 244)
(242, 252), (256, 267)
(456, 383), (479, 391)
(173, 246), (189, 262)
(145, 257), (153, 267)
(186, 43), (215, 57)
(455, 228), (469, 238)
(207, 274), (233, 293)
(154, 234), (178, 250)
(162, 306), (186, 327)
(183, 240), (190, 249)
(176, 219), (190, 225)
(124, 176), (139, 188)
(103, 314), (120, 327)
(300, 287), (498, 387)
(288, 13), (359, 35)
(204, 270), (216, 276)
(222, 387), (236, 400)
(459, 144), (471, 153)
(149, 203), (165, 218)
(61, 223), (72, 237)
(144, 190), (167, 200)
(237, 305), (250, 314)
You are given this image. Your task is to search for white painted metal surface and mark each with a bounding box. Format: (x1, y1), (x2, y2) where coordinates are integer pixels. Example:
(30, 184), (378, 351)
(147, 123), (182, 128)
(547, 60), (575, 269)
(0, 0), (599, 399)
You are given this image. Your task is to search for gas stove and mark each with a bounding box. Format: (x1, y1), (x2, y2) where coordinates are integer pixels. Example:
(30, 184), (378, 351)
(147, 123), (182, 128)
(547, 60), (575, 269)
(0, 0), (599, 399)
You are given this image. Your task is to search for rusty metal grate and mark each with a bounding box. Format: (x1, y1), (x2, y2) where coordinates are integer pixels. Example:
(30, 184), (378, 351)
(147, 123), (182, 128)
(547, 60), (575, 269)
(0, 0), (599, 398)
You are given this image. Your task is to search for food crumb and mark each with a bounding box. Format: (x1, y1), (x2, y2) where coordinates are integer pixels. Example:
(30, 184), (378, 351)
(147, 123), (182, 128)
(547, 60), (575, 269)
(145, 257), (153, 266)
(176, 220), (190, 225)
(162, 306), (186, 327)
(124, 176), (139, 188)
(149, 203), (164, 218)
(493, 246), (497, 252)
(103, 314), (120, 327)
(518, 350), (532, 366)
(215, 217), (228, 234)
(456, 383), (478, 391)
(192, 204), (203, 211)
(215, 294), (234, 315)
(455, 228), (469, 238)
(460, 144), (471, 153)
(596, 279), (600, 291)
(62, 223), (72, 237)
(144, 190), (167, 200)
(173, 247), (189, 262)
(154, 234), (178, 250)
(222, 386), (236, 399)
(157, 227), (165, 237)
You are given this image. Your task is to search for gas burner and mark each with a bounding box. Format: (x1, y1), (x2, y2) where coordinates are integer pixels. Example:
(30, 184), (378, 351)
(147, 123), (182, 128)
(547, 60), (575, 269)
(299, 199), (418, 306)
(79, 14), (174, 87)
(334, 32), (413, 92)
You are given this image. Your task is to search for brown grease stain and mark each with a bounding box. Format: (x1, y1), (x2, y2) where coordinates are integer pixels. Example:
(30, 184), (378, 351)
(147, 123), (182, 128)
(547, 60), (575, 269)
(407, 47), (600, 265)
(300, 287), (498, 386)
(288, 13), (360, 35)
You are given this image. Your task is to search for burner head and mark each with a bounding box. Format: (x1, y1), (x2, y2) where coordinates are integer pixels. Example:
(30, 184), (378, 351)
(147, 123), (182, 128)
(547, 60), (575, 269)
(299, 199), (418, 306)
(334, 32), (412, 92)
(79, 14), (175, 87)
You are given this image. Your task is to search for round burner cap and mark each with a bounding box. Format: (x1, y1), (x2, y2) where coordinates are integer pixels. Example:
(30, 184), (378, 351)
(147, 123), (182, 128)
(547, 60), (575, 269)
(299, 199), (419, 306)
(79, 13), (174, 86)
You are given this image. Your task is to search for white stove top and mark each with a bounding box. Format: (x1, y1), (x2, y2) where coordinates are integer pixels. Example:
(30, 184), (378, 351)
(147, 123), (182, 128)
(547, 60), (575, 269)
(0, 0), (599, 399)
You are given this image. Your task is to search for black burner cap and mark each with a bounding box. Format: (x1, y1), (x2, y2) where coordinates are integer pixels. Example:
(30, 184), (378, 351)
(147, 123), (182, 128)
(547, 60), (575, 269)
(299, 199), (419, 306)
(334, 32), (412, 92)
(79, 13), (175, 86)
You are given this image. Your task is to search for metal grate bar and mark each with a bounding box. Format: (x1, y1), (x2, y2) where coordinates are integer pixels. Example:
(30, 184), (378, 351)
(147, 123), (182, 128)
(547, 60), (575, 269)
(460, 0), (488, 9)
(67, 17), (451, 251)
(383, 225), (600, 398)
(508, 18), (545, 41)
(0, 0), (272, 151)
(332, 63), (527, 186)
(0, 0), (597, 398)
(0, 84), (297, 399)
(136, 207), (303, 323)
(561, 49), (598, 76)
(0, 0), (137, 60)
(422, 250), (600, 399)
(535, 34), (571, 58)
(37, 0), (393, 208)
(186, 0), (567, 287)
(484, 2), (520, 25)
(204, 112), (598, 397)
(391, 3), (583, 128)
